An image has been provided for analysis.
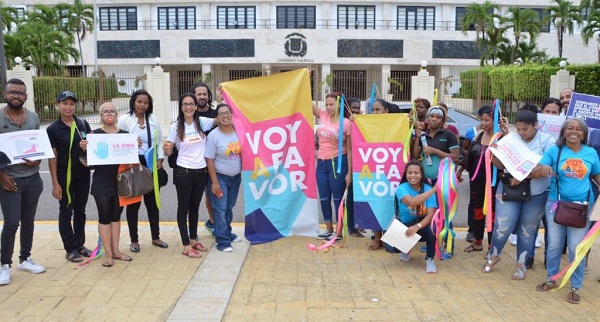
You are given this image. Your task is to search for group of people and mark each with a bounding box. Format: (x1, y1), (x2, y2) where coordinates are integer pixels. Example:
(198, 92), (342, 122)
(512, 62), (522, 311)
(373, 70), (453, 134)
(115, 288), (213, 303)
(313, 90), (599, 304)
(0, 79), (242, 286)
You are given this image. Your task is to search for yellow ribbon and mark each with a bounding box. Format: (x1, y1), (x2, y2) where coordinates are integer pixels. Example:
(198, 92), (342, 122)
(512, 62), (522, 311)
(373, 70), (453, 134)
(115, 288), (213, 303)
(66, 122), (76, 205)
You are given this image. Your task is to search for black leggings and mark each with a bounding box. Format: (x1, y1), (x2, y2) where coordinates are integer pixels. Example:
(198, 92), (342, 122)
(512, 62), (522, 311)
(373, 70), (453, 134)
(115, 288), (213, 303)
(94, 196), (123, 224)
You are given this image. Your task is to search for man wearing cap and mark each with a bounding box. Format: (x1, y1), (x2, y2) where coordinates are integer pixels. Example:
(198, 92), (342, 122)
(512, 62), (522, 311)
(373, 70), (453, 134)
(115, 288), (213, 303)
(46, 91), (93, 263)
(0, 78), (46, 285)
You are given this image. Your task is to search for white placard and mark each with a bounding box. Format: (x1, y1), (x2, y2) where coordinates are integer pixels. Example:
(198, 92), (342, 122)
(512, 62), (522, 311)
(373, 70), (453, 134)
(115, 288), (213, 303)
(86, 133), (139, 165)
(489, 132), (542, 182)
(536, 113), (565, 140)
(381, 219), (422, 254)
(590, 196), (600, 222)
(0, 129), (54, 164)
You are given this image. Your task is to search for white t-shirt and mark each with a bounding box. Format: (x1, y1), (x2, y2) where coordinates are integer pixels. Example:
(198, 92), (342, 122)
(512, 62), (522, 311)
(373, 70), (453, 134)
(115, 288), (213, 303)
(167, 117), (215, 169)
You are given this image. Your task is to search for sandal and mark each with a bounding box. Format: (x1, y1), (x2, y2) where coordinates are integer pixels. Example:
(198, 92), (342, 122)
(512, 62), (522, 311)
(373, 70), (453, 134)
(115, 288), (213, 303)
(464, 243), (483, 252)
(192, 240), (208, 252)
(481, 256), (500, 273)
(102, 259), (114, 267)
(114, 254), (132, 261)
(512, 264), (526, 280)
(567, 288), (580, 304)
(369, 240), (383, 251)
(536, 280), (557, 292)
(182, 248), (202, 258)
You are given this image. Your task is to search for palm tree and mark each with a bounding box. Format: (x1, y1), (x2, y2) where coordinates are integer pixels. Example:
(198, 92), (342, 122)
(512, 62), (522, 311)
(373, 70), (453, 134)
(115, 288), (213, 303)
(461, 1), (500, 66)
(546, 0), (583, 59)
(484, 25), (509, 65)
(56, 0), (94, 76)
(503, 7), (542, 64)
(0, 2), (18, 33)
(581, 9), (600, 61)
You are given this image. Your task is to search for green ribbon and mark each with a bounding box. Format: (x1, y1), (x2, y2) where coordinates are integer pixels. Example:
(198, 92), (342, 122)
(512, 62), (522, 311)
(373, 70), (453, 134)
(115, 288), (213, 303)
(66, 122), (76, 205)
(152, 130), (161, 209)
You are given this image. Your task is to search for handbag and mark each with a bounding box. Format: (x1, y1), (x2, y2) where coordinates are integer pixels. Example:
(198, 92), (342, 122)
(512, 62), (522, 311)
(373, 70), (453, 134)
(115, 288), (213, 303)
(500, 172), (531, 201)
(553, 146), (589, 228)
(117, 164), (154, 197)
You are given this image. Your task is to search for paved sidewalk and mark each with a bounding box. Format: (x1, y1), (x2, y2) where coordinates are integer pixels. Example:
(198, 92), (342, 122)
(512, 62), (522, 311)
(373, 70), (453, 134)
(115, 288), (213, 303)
(0, 223), (599, 321)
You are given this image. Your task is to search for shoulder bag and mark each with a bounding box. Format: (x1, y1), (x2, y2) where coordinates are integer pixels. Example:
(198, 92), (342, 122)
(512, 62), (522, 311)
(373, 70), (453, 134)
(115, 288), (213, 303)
(553, 146), (589, 228)
(500, 172), (531, 201)
(117, 163), (154, 198)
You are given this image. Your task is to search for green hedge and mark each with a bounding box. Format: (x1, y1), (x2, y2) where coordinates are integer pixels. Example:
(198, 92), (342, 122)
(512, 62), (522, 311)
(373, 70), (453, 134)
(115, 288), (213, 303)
(458, 67), (492, 99)
(512, 65), (558, 101)
(489, 66), (516, 100)
(566, 64), (600, 96)
(33, 76), (119, 113)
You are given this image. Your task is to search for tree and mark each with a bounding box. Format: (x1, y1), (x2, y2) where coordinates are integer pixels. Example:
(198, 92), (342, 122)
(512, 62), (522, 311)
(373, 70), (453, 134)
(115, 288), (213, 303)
(503, 7), (542, 64)
(581, 9), (600, 61)
(546, 0), (583, 59)
(56, 0), (94, 76)
(0, 2), (18, 33)
(461, 1), (500, 66)
(484, 25), (509, 65)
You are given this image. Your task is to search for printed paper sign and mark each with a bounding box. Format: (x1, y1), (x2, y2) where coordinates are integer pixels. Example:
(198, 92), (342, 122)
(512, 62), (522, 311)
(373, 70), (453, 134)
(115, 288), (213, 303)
(0, 129), (54, 164)
(381, 219), (422, 253)
(566, 92), (600, 157)
(489, 132), (541, 182)
(86, 133), (139, 165)
(536, 113), (565, 139)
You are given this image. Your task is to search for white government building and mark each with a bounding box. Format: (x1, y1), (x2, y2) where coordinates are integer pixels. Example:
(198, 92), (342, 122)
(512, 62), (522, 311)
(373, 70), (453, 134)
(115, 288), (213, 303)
(6, 0), (596, 101)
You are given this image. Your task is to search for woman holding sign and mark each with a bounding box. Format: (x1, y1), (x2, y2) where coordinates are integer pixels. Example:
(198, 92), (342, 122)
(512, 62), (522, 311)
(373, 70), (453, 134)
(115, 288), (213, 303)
(312, 93), (352, 242)
(82, 102), (136, 267)
(164, 94), (216, 258)
(482, 106), (555, 280)
(118, 90), (168, 253)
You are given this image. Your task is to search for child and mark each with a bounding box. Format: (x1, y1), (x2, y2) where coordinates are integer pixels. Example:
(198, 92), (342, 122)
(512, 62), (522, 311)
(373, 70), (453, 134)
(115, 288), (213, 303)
(385, 160), (438, 273)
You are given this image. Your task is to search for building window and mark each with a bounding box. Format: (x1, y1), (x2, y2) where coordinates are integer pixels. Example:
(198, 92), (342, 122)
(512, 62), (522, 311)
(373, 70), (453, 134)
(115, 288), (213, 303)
(455, 7), (476, 31)
(337, 5), (375, 29)
(277, 6), (316, 29)
(99, 7), (137, 30)
(530, 8), (551, 33)
(158, 7), (195, 30)
(398, 6), (435, 30)
(217, 6), (255, 29)
(14, 8), (25, 20)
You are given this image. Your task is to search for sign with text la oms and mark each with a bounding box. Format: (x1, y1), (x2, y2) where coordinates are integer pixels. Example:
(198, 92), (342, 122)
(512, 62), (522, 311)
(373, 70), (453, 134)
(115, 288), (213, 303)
(86, 133), (139, 165)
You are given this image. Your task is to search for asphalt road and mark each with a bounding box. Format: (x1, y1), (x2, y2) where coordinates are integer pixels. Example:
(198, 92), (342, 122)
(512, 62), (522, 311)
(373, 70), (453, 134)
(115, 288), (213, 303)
(6, 161), (472, 228)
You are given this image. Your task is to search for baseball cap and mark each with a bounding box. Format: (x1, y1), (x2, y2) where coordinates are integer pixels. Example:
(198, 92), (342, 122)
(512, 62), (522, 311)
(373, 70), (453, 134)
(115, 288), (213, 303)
(57, 91), (78, 102)
(0, 151), (11, 169)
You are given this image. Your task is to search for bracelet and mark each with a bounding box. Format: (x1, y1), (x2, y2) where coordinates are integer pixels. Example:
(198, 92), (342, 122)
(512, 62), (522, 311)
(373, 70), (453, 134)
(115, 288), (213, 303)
(416, 223), (422, 229)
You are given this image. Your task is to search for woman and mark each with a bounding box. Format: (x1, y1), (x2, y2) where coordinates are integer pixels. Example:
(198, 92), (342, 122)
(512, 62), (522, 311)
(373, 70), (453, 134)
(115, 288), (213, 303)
(464, 106), (507, 252)
(83, 102), (135, 267)
(386, 160), (438, 273)
(164, 94), (216, 258)
(533, 118), (600, 304)
(46, 91), (92, 262)
(118, 90), (168, 253)
(482, 106), (555, 280)
(206, 104), (243, 252)
(312, 93), (352, 242)
(540, 98), (562, 115)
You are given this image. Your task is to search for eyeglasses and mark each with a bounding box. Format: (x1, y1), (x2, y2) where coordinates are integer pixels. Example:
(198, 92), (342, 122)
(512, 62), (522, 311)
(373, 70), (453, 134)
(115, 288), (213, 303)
(218, 111), (231, 116)
(101, 109), (117, 115)
(6, 90), (26, 97)
(181, 102), (196, 108)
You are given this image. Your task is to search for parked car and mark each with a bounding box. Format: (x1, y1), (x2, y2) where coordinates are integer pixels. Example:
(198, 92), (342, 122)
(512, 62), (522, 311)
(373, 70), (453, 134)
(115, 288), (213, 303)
(396, 105), (480, 139)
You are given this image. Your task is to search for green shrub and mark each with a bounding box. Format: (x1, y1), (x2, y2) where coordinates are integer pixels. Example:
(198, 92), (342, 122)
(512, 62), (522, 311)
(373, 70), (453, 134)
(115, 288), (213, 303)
(457, 67), (492, 99)
(512, 65), (558, 101)
(33, 76), (119, 114)
(566, 64), (600, 96)
(489, 67), (517, 100)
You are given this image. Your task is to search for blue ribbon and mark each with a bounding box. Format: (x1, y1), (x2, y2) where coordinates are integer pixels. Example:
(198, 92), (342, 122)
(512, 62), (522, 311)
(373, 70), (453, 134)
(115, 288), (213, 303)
(491, 99), (501, 185)
(337, 94), (345, 174)
(369, 83), (376, 114)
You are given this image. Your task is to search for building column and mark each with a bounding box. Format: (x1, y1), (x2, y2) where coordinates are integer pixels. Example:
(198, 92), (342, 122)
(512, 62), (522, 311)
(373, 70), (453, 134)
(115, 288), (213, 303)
(6, 62), (34, 112)
(146, 65), (171, 128)
(550, 68), (575, 98)
(321, 64), (331, 99)
(411, 66), (435, 104)
(381, 64), (391, 102)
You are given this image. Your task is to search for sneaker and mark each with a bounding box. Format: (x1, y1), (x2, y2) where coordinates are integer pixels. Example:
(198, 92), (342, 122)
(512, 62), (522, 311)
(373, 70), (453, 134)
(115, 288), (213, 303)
(204, 220), (216, 237)
(399, 252), (410, 262)
(317, 230), (334, 240)
(221, 246), (233, 252)
(420, 245), (427, 253)
(325, 235), (342, 242)
(425, 258), (437, 273)
(535, 236), (542, 248)
(441, 251), (453, 260)
(466, 232), (475, 243)
(17, 258), (46, 274)
(231, 234), (242, 242)
(510, 234), (517, 246)
(0, 265), (11, 285)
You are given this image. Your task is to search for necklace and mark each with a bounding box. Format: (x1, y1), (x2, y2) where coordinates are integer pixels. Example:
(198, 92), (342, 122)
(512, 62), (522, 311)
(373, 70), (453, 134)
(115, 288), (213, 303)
(4, 108), (24, 129)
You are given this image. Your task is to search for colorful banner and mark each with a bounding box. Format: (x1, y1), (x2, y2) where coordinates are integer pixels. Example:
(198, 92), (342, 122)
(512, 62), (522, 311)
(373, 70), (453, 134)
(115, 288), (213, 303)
(352, 113), (410, 229)
(221, 69), (318, 244)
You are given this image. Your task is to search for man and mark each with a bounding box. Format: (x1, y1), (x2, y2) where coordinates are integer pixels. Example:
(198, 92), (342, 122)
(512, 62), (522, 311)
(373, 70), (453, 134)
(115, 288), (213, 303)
(47, 91), (93, 263)
(559, 88), (573, 115)
(191, 82), (217, 237)
(0, 78), (46, 285)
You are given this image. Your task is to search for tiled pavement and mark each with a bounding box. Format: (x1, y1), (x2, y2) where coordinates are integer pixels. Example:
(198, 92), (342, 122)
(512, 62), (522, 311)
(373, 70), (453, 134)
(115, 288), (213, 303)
(0, 223), (599, 321)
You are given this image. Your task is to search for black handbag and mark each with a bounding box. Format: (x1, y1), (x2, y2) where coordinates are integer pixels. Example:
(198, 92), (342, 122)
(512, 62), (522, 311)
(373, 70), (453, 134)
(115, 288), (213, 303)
(500, 172), (531, 201)
(553, 146), (589, 228)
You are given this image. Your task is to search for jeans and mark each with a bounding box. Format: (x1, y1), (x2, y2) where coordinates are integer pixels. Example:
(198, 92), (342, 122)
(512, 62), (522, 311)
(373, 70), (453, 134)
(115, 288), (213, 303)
(207, 173), (241, 251)
(174, 168), (207, 246)
(58, 176), (90, 253)
(0, 173), (43, 265)
(384, 219), (436, 259)
(316, 154), (348, 223)
(489, 190), (548, 264)
(544, 199), (591, 288)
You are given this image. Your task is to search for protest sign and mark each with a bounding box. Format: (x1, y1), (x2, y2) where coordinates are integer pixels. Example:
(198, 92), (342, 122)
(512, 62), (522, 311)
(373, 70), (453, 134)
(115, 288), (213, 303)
(86, 133), (139, 165)
(0, 129), (53, 164)
(489, 132), (541, 181)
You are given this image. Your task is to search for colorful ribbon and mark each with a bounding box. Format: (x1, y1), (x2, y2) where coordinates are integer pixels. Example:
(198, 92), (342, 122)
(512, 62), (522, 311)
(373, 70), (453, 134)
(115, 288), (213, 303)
(432, 157), (458, 259)
(336, 94), (345, 174)
(551, 221), (600, 289)
(433, 89), (439, 106)
(491, 99), (501, 186)
(66, 122), (76, 205)
(483, 132), (503, 232)
(152, 130), (161, 209)
(369, 83), (376, 114)
(308, 189), (348, 251)
(78, 237), (104, 267)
